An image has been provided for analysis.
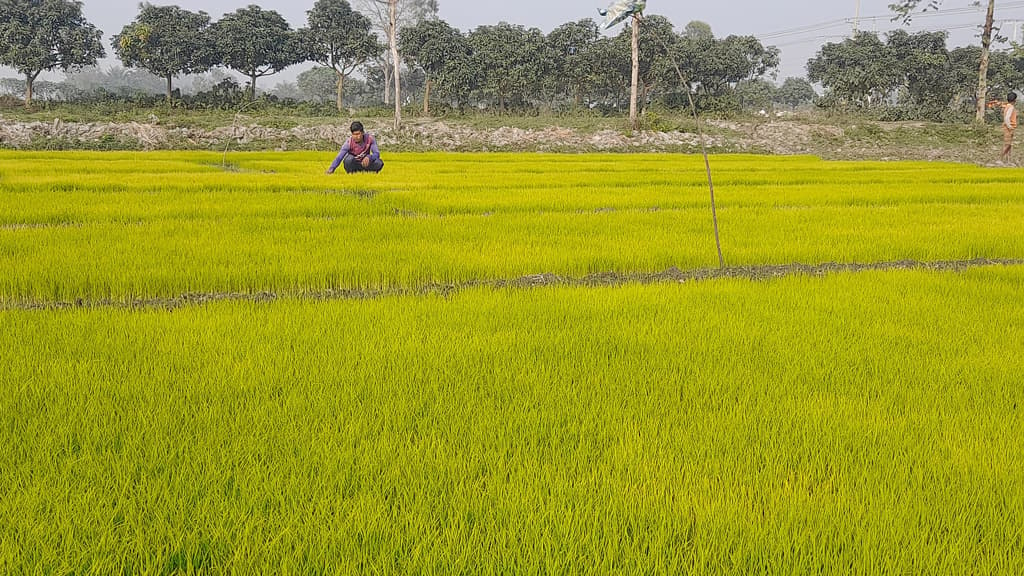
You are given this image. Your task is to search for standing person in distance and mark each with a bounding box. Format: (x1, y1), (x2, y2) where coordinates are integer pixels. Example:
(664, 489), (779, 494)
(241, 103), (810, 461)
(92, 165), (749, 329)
(327, 121), (384, 174)
(987, 92), (1018, 164)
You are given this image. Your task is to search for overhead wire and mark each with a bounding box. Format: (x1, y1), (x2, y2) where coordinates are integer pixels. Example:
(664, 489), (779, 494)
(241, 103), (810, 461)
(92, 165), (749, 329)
(756, 1), (1024, 42)
(769, 17), (1022, 47)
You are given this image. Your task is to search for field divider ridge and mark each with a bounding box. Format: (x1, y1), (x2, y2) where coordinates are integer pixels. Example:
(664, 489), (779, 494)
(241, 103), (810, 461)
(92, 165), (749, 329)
(4, 257), (1022, 312)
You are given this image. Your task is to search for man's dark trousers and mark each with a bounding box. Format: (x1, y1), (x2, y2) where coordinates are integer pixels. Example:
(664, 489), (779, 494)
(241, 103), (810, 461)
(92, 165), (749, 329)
(343, 154), (384, 173)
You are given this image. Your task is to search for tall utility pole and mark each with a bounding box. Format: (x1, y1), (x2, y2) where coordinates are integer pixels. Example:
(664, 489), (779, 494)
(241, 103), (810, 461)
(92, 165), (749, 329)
(853, 0), (861, 34)
(388, 0), (401, 130)
(629, 13), (640, 131)
(975, 0), (996, 122)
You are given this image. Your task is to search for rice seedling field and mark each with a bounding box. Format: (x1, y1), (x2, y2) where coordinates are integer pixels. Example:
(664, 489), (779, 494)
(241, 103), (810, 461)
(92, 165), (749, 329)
(2, 151), (1023, 573)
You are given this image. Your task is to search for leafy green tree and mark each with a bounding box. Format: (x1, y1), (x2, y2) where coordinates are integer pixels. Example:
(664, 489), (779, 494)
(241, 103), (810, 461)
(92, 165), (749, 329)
(399, 18), (466, 115)
(682, 20), (713, 42)
(268, 81), (302, 100)
(672, 24), (716, 89)
(211, 5), (304, 100)
(617, 15), (675, 115)
(807, 32), (901, 108)
(891, 0), (996, 121)
(886, 30), (954, 113)
(431, 41), (478, 112)
(62, 64), (164, 98)
(301, 0), (382, 113)
(113, 3), (217, 105)
(297, 66), (338, 103)
(468, 22), (549, 112)
(545, 19), (602, 108)
(735, 78), (775, 112)
(689, 34), (780, 98)
(774, 77), (816, 110)
(0, 0), (104, 106)
(951, 46), (1022, 116)
(585, 36), (630, 108)
(0, 76), (61, 101)
(621, 17), (778, 114)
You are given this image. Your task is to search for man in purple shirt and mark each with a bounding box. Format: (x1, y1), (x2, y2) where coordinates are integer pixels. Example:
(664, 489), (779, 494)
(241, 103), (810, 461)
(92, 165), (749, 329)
(326, 121), (384, 174)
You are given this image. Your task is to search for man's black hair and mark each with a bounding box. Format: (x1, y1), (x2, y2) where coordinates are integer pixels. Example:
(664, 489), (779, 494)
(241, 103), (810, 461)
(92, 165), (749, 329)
(1009, 92), (1018, 103)
(350, 121), (364, 133)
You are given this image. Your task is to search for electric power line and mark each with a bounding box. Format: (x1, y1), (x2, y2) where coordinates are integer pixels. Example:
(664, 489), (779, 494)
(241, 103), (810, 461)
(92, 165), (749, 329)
(757, 1), (1024, 40)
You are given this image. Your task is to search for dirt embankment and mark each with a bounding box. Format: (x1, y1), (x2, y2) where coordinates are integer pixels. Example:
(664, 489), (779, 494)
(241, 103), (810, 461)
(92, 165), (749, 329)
(0, 116), (744, 152)
(7, 258), (1021, 312)
(0, 115), (1010, 163)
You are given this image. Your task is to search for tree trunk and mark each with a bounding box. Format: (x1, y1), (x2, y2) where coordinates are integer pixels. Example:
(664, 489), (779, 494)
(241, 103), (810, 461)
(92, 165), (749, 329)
(335, 70), (345, 114)
(383, 64), (392, 105)
(423, 77), (431, 116)
(166, 75), (173, 107)
(25, 73), (35, 108)
(975, 0), (995, 122)
(629, 14), (640, 131)
(389, 0), (402, 130)
(249, 72), (258, 101)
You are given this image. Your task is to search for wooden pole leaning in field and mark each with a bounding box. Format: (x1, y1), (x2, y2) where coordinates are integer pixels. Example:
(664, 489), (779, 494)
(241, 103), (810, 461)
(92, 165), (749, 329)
(650, 22), (724, 268)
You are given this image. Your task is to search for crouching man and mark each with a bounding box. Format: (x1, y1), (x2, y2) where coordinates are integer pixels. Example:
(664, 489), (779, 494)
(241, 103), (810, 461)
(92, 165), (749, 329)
(326, 121), (384, 174)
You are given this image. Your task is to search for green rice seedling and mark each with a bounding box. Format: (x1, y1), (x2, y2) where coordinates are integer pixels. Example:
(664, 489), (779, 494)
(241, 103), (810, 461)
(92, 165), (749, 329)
(1, 268), (1022, 573)
(2, 151), (1024, 303)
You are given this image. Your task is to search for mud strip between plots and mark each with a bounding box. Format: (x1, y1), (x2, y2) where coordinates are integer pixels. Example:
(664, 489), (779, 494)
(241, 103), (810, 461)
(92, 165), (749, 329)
(5, 258), (1023, 312)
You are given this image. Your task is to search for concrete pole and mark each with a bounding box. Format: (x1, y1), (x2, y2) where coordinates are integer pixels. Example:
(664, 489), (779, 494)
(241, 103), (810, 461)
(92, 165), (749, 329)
(390, 0), (402, 131)
(629, 14), (640, 131)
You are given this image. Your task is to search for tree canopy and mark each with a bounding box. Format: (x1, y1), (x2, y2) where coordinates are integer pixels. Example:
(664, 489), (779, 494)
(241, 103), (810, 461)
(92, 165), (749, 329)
(808, 32), (902, 108)
(0, 0), (105, 105)
(468, 23), (549, 112)
(211, 5), (304, 100)
(399, 18), (467, 114)
(114, 3), (217, 104)
(774, 77), (816, 110)
(301, 0), (382, 112)
(546, 19), (604, 107)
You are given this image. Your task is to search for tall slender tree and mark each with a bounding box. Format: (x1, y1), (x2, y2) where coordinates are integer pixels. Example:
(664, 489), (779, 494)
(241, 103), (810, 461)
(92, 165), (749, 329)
(0, 0), (104, 106)
(353, 0), (437, 117)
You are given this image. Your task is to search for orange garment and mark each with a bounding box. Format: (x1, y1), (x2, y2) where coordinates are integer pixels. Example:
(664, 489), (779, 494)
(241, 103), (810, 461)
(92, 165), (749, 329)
(1003, 103), (1018, 130)
(988, 100), (1018, 129)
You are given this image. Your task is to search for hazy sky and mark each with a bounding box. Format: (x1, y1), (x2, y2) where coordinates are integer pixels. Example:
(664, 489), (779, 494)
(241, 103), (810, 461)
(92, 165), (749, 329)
(7, 0), (1024, 84)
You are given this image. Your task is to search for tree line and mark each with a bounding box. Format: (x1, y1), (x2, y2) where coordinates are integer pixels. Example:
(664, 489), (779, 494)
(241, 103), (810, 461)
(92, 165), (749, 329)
(2, 0), (1020, 122)
(808, 29), (1024, 120)
(1, 0), (784, 116)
